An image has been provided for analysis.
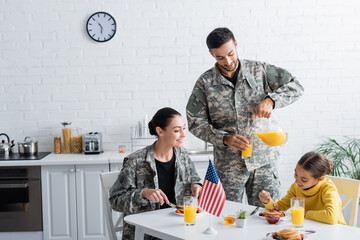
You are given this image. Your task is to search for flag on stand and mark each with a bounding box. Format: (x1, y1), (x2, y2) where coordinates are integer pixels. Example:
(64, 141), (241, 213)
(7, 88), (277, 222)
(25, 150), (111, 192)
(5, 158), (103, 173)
(198, 160), (226, 217)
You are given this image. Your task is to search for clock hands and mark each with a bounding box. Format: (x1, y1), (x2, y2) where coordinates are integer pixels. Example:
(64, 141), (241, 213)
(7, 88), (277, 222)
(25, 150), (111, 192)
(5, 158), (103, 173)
(97, 22), (103, 34)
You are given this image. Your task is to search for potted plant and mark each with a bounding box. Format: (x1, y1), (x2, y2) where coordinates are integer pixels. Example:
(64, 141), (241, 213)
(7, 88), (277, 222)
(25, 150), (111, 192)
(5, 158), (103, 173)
(235, 209), (247, 228)
(316, 137), (360, 180)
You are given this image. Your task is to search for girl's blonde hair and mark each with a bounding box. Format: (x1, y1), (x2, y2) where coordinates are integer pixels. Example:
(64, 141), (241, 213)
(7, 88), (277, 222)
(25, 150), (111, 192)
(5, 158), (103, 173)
(297, 151), (333, 179)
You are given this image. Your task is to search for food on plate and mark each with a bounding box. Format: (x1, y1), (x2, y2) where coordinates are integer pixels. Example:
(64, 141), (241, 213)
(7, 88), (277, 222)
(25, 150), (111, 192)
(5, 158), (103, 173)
(175, 207), (202, 214)
(271, 228), (305, 240)
(259, 209), (285, 217)
(265, 215), (280, 224)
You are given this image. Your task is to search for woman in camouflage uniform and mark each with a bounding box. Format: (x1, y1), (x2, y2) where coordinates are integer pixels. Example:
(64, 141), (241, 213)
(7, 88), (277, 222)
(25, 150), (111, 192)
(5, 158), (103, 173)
(109, 107), (202, 240)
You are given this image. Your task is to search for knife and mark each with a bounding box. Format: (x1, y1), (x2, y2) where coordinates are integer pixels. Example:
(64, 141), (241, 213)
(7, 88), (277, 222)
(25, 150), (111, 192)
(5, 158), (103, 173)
(168, 202), (180, 209)
(250, 206), (260, 216)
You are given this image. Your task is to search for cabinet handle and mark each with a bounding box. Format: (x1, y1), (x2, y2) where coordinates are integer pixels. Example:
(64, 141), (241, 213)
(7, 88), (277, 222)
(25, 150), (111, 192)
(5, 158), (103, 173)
(70, 168), (75, 172)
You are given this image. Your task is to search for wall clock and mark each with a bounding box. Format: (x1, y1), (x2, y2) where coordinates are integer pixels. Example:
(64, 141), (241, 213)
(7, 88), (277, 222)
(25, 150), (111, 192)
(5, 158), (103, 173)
(86, 12), (116, 42)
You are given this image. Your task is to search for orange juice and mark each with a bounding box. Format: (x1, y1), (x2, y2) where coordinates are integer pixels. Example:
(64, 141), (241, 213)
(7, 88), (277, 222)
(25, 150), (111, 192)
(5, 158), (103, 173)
(184, 206), (197, 224)
(254, 131), (287, 146)
(223, 216), (235, 225)
(291, 207), (304, 226)
(242, 144), (253, 157)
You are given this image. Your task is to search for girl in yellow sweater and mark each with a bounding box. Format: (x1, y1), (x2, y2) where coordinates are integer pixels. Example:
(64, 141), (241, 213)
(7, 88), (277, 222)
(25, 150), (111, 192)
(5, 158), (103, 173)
(259, 151), (345, 225)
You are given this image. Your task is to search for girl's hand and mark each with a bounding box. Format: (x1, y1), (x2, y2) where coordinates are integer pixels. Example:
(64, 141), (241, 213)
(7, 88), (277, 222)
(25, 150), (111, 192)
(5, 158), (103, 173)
(259, 190), (271, 204)
(142, 188), (169, 205)
(191, 184), (202, 198)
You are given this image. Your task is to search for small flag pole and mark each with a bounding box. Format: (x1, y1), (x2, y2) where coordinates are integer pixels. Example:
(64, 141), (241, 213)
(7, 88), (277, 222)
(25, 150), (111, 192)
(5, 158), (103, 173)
(201, 157), (219, 235)
(202, 213), (217, 235)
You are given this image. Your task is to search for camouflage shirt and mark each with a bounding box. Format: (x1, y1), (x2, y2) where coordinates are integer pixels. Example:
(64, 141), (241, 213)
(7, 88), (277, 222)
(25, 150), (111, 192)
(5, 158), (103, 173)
(109, 142), (201, 240)
(186, 59), (304, 171)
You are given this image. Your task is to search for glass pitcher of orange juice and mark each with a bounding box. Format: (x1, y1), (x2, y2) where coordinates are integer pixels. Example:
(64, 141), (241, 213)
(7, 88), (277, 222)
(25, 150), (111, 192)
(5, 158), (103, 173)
(250, 118), (287, 147)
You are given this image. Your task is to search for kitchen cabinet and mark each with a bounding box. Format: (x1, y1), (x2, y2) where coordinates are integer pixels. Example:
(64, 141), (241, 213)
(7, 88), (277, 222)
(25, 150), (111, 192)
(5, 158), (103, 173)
(42, 164), (110, 240)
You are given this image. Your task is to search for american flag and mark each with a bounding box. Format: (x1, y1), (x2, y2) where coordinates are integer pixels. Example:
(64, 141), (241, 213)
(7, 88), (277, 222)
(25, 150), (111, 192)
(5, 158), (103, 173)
(198, 160), (226, 217)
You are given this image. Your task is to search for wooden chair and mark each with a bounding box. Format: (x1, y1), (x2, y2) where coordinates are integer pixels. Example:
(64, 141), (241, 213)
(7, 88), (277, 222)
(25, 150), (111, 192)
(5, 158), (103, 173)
(100, 171), (123, 240)
(327, 175), (360, 226)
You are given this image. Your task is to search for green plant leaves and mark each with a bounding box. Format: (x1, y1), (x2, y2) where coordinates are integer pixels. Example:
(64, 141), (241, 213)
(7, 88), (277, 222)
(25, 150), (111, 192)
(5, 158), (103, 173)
(316, 137), (360, 180)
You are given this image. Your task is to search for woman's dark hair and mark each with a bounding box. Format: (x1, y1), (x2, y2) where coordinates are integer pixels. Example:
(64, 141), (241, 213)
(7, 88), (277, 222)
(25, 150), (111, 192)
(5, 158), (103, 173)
(148, 107), (181, 136)
(297, 151), (333, 179)
(206, 27), (236, 50)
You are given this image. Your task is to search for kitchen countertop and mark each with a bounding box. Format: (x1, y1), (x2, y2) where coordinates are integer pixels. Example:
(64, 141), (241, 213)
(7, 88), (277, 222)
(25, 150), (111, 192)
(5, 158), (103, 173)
(0, 150), (212, 167)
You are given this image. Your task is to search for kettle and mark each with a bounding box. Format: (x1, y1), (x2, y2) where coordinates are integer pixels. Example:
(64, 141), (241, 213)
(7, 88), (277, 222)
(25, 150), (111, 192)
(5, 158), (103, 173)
(250, 118), (287, 147)
(0, 133), (15, 155)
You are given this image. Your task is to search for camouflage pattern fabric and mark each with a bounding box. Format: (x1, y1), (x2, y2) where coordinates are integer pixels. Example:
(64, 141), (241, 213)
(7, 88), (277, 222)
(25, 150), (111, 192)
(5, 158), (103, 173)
(186, 59), (303, 205)
(109, 142), (201, 240)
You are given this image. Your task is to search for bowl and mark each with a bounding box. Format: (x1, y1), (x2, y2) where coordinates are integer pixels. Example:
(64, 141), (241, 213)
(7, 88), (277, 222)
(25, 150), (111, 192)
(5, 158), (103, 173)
(266, 215), (280, 224)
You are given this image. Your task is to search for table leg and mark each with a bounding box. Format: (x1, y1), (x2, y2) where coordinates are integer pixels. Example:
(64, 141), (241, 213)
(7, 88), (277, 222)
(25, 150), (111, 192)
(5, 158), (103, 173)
(134, 226), (144, 240)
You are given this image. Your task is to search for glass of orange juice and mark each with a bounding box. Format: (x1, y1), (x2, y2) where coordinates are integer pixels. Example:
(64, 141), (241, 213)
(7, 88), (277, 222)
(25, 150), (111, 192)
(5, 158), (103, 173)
(242, 143), (253, 158)
(184, 196), (197, 226)
(291, 197), (305, 227)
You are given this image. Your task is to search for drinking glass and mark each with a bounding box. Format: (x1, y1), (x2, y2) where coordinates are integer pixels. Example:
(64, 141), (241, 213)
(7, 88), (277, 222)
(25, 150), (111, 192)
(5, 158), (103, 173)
(242, 143), (253, 158)
(291, 197), (305, 227)
(183, 196), (197, 226)
(222, 213), (236, 225)
(118, 144), (126, 153)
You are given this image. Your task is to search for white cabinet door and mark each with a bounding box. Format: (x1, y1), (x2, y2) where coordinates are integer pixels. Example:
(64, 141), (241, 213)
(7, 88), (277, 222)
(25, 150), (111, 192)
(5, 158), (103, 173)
(42, 165), (77, 240)
(42, 164), (110, 240)
(76, 164), (109, 240)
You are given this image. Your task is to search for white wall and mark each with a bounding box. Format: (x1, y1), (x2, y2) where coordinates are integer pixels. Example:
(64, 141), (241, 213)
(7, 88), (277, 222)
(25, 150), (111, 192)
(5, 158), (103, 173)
(1, 0), (360, 192)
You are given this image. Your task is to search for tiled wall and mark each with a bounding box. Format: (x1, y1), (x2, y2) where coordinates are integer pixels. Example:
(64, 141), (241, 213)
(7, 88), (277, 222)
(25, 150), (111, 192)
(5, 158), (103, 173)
(1, 0), (360, 193)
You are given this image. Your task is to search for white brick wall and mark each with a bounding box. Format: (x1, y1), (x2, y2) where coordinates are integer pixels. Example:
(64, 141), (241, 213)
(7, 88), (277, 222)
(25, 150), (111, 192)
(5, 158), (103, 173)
(1, 0), (360, 194)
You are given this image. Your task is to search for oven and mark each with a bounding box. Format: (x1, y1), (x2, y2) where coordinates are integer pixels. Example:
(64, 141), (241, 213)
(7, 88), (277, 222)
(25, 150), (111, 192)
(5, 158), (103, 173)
(0, 166), (42, 232)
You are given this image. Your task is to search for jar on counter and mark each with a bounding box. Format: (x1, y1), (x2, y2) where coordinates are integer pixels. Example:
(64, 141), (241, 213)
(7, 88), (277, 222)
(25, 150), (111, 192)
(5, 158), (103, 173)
(72, 127), (82, 154)
(54, 136), (61, 154)
(61, 121), (72, 153)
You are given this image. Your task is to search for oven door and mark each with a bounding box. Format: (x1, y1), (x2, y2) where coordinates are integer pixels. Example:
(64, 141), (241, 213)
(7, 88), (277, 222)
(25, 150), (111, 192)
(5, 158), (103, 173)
(0, 167), (42, 232)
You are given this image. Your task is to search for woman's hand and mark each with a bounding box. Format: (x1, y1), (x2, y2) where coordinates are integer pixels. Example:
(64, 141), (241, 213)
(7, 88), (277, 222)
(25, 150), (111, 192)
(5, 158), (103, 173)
(191, 184), (202, 198)
(259, 190), (271, 204)
(142, 188), (169, 206)
(223, 134), (250, 151)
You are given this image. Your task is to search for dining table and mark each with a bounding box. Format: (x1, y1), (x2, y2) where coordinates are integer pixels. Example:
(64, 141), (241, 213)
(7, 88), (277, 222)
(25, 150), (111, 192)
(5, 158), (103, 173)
(124, 200), (360, 239)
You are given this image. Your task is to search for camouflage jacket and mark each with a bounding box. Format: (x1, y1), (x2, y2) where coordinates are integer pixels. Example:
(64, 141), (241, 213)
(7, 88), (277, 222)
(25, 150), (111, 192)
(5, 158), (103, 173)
(109, 142), (201, 240)
(186, 59), (304, 171)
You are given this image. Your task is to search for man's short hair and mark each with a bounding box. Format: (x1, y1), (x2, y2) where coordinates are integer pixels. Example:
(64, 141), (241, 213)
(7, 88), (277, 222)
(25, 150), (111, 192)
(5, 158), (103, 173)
(206, 27), (235, 50)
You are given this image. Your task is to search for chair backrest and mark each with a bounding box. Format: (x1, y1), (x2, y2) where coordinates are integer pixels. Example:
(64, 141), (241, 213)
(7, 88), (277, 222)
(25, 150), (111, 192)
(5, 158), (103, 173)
(100, 171), (123, 240)
(327, 175), (360, 226)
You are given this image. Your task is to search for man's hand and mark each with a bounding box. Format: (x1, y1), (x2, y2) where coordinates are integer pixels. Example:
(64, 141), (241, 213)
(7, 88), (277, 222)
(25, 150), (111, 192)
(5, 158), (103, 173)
(255, 97), (274, 118)
(191, 184), (202, 198)
(142, 189), (169, 205)
(223, 134), (250, 151)
(258, 190), (271, 204)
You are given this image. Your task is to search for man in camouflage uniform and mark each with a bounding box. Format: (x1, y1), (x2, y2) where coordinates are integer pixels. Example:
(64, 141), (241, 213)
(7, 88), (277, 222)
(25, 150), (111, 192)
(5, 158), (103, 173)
(186, 27), (304, 206)
(109, 143), (201, 240)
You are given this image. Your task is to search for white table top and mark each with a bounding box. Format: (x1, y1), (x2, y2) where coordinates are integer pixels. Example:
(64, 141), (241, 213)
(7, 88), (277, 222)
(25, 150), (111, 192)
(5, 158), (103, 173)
(124, 200), (360, 240)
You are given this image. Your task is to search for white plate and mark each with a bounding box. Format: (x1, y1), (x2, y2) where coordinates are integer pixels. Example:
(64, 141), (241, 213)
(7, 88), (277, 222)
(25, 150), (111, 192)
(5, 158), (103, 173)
(173, 209), (204, 216)
(258, 210), (286, 218)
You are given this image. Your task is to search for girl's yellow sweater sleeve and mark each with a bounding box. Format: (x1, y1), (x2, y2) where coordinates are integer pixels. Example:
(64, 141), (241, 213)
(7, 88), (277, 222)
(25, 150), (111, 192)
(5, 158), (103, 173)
(305, 185), (342, 225)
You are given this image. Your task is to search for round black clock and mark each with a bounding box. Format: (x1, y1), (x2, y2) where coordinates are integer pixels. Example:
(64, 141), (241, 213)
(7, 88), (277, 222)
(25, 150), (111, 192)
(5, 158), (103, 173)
(86, 12), (116, 42)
